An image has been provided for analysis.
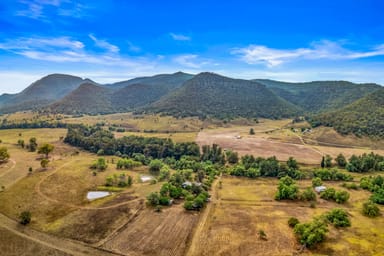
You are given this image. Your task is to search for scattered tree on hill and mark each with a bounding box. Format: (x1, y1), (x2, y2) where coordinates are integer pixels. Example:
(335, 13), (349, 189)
(0, 147), (10, 162)
(275, 176), (299, 200)
(335, 153), (347, 168)
(149, 159), (163, 173)
(362, 201), (380, 217)
(38, 143), (54, 158)
(287, 157), (298, 170)
(325, 208), (351, 227)
(40, 158), (49, 168)
(19, 211), (31, 225)
(226, 150), (239, 164)
(312, 177), (323, 187)
(321, 156), (325, 168)
(29, 137), (38, 152)
(325, 155), (333, 168)
(91, 158), (108, 171)
(249, 128), (255, 135)
(294, 217), (328, 248)
(17, 139), (25, 148)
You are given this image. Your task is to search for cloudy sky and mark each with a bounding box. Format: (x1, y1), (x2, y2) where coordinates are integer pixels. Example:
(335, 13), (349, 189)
(0, 0), (383, 93)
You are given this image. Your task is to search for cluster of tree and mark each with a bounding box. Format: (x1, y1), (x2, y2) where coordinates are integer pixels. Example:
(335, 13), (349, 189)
(346, 152), (384, 172)
(105, 173), (132, 187)
(275, 176), (316, 201)
(291, 208), (351, 248)
(230, 155), (303, 179)
(0, 120), (67, 130)
(319, 188), (350, 204)
(147, 159), (219, 211)
(116, 158), (141, 169)
(313, 168), (353, 181)
(64, 124), (200, 160)
(360, 175), (384, 205)
(90, 158), (108, 171)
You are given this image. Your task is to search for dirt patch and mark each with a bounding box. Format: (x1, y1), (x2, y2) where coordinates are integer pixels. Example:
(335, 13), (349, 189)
(103, 205), (199, 256)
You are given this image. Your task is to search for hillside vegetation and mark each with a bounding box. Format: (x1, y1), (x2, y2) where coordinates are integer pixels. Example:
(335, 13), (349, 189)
(256, 79), (380, 113)
(309, 88), (384, 138)
(149, 73), (300, 119)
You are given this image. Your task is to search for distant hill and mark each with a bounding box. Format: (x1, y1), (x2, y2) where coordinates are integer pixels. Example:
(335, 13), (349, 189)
(0, 74), (91, 113)
(148, 72), (300, 119)
(104, 71), (193, 90)
(309, 88), (384, 137)
(47, 72), (194, 114)
(255, 79), (380, 113)
(48, 83), (114, 115)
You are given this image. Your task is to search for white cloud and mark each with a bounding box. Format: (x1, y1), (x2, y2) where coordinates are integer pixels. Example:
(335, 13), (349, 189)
(173, 54), (212, 69)
(16, 0), (88, 20)
(89, 34), (119, 53)
(232, 40), (384, 67)
(170, 33), (191, 41)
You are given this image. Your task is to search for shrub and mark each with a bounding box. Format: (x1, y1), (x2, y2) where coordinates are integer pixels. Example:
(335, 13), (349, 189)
(362, 201), (380, 217)
(147, 192), (160, 206)
(325, 208), (351, 227)
(294, 217), (328, 248)
(300, 187), (317, 201)
(320, 188), (336, 200)
(334, 190), (350, 204)
(312, 177), (323, 187)
(19, 211), (31, 225)
(288, 217), (300, 228)
(275, 176), (299, 200)
(149, 159), (163, 173)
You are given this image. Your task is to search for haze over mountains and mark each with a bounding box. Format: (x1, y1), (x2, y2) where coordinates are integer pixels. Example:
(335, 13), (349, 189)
(0, 71), (383, 137)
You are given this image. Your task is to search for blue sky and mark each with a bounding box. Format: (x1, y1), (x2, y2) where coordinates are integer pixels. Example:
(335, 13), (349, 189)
(0, 0), (384, 93)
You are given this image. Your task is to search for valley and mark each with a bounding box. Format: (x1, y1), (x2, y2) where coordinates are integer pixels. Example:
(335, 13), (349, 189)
(0, 113), (383, 255)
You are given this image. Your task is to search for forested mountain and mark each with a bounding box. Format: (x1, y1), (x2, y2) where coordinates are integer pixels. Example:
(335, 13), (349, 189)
(0, 74), (90, 113)
(104, 71), (193, 89)
(309, 88), (384, 138)
(148, 72), (300, 119)
(256, 79), (380, 113)
(48, 83), (114, 114)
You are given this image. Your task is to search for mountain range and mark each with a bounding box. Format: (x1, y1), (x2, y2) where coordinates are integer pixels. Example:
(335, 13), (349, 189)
(0, 71), (383, 137)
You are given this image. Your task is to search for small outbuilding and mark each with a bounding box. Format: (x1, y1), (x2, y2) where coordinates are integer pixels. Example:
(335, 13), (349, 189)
(314, 186), (326, 193)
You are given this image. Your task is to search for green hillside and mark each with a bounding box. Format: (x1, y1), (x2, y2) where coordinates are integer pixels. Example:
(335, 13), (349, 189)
(256, 79), (380, 113)
(309, 88), (384, 137)
(148, 72), (300, 119)
(48, 83), (114, 115)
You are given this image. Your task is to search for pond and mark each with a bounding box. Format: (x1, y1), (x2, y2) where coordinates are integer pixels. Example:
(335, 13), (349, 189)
(87, 191), (111, 200)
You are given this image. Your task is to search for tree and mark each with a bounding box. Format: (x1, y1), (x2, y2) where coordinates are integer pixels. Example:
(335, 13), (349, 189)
(40, 158), (49, 168)
(249, 128), (255, 135)
(288, 217), (300, 228)
(38, 143), (54, 158)
(275, 176), (299, 200)
(294, 217), (328, 248)
(0, 147), (10, 162)
(362, 201), (380, 217)
(91, 158), (108, 171)
(149, 159), (163, 173)
(17, 139), (25, 148)
(147, 192), (160, 206)
(300, 187), (316, 201)
(312, 177), (323, 187)
(334, 190), (350, 204)
(226, 150), (239, 164)
(320, 156), (325, 168)
(287, 157), (298, 170)
(335, 153), (347, 168)
(29, 137), (38, 152)
(325, 208), (351, 227)
(325, 155), (332, 168)
(19, 211), (31, 225)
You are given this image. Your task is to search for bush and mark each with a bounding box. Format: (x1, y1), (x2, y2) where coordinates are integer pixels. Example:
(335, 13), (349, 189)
(288, 217), (300, 228)
(370, 188), (384, 204)
(312, 177), (323, 187)
(275, 176), (299, 200)
(320, 188), (336, 200)
(149, 159), (163, 173)
(159, 196), (170, 206)
(325, 208), (351, 227)
(147, 192), (160, 206)
(19, 211), (31, 225)
(341, 182), (359, 190)
(294, 217), (328, 248)
(362, 201), (380, 217)
(300, 187), (317, 201)
(184, 200), (194, 210)
(334, 190), (350, 204)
